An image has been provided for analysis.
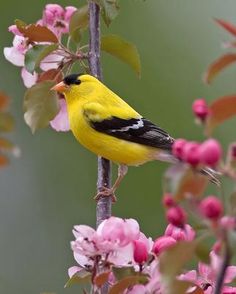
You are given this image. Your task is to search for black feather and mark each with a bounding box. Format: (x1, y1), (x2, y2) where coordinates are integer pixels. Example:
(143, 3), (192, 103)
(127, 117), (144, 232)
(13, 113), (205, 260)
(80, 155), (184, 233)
(91, 117), (174, 150)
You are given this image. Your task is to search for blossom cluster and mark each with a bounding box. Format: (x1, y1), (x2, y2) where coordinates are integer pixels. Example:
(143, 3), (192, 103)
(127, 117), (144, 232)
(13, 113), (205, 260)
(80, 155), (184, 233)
(4, 4), (73, 131)
(69, 215), (236, 293)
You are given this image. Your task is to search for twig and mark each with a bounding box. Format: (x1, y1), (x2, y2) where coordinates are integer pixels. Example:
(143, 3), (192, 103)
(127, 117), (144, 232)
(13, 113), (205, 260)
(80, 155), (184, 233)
(214, 240), (231, 294)
(88, 1), (112, 227)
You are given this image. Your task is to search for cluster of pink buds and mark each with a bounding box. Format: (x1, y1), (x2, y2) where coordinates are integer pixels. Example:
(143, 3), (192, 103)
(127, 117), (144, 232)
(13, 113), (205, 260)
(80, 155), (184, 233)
(192, 98), (209, 122)
(172, 138), (222, 167)
(163, 193), (187, 227)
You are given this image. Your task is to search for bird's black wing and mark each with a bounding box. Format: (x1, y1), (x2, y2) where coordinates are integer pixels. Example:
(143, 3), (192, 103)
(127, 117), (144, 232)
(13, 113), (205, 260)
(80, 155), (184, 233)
(90, 116), (174, 150)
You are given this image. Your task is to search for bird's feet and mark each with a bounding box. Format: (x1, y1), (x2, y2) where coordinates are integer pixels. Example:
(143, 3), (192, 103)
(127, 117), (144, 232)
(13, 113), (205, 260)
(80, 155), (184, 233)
(94, 186), (117, 203)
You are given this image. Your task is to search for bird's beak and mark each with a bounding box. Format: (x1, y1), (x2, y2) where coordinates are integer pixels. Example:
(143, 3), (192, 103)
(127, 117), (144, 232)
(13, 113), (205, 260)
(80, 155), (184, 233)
(51, 81), (68, 93)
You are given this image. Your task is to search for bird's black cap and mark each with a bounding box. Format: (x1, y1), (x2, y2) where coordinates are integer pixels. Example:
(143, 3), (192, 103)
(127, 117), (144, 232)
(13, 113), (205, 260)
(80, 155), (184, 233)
(63, 73), (83, 85)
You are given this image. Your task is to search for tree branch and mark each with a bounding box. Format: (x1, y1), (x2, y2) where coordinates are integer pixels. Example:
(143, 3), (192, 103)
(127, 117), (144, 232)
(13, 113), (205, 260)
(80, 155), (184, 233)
(88, 2), (112, 228)
(214, 241), (231, 294)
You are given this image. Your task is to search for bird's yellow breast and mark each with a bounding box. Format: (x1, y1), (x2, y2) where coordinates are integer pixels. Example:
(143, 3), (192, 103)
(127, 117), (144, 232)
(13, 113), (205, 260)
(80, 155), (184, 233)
(68, 103), (157, 166)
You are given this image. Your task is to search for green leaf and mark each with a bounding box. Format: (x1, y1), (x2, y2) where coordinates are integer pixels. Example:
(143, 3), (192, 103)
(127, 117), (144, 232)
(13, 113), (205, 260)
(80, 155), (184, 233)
(25, 44), (58, 74)
(109, 275), (148, 294)
(64, 269), (91, 288)
(159, 241), (196, 278)
(94, 0), (119, 26)
(70, 28), (82, 44)
(23, 81), (60, 133)
(112, 266), (136, 281)
(205, 94), (236, 136)
(14, 19), (27, 32)
(195, 239), (211, 264)
(101, 34), (141, 77)
(0, 113), (14, 132)
(69, 5), (88, 43)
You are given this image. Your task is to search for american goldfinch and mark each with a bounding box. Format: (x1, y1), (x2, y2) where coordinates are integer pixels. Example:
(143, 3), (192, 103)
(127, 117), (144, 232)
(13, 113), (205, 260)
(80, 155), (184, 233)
(51, 74), (177, 198)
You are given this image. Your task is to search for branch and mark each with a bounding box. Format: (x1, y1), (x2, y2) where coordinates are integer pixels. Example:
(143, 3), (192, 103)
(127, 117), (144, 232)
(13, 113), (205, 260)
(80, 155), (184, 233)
(214, 241), (231, 294)
(88, 2), (112, 228)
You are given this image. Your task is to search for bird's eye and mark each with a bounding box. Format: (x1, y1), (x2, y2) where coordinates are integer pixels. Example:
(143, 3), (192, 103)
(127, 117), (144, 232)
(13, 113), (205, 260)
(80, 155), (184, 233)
(75, 79), (81, 85)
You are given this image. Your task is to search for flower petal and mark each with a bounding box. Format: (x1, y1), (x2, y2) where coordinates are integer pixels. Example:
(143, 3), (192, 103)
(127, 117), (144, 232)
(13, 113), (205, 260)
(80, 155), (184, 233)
(3, 47), (24, 66)
(50, 99), (70, 132)
(21, 68), (38, 88)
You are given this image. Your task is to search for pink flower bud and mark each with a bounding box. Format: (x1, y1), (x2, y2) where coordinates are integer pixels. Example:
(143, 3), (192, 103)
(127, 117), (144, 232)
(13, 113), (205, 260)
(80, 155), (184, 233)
(200, 196), (223, 220)
(220, 216), (236, 230)
(192, 98), (209, 121)
(165, 224), (196, 241)
(199, 139), (222, 167)
(133, 240), (148, 264)
(152, 236), (176, 255)
(182, 141), (201, 166)
(166, 206), (187, 228)
(172, 139), (187, 159)
(162, 193), (176, 208)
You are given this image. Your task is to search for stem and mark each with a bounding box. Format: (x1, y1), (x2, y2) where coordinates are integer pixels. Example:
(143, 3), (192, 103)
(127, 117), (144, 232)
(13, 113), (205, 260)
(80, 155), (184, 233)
(214, 241), (231, 294)
(88, 2), (112, 227)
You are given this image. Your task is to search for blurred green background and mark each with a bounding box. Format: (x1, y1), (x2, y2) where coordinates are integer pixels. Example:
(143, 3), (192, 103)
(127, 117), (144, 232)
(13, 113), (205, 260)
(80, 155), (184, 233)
(1, 0), (236, 293)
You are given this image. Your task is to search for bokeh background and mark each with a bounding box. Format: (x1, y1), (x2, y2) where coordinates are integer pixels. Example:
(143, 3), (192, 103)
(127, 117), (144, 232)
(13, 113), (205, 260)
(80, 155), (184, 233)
(1, 0), (236, 293)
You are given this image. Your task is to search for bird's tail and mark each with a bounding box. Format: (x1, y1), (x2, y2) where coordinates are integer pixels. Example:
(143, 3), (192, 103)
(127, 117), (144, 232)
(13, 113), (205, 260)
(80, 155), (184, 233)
(200, 167), (221, 186)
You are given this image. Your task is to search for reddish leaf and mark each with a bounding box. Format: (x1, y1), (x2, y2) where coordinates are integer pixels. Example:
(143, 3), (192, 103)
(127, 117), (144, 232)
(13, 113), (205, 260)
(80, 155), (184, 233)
(165, 165), (208, 201)
(214, 18), (236, 36)
(204, 53), (236, 84)
(0, 92), (9, 110)
(0, 138), (14, 150)
(38, 69), (63, 83)
(94, 271), (110, 287)
(0, 113), (14, 132)
(16, 23), (58, 43)
(0, 155), (9, 166)
(206, 94), (236, 135)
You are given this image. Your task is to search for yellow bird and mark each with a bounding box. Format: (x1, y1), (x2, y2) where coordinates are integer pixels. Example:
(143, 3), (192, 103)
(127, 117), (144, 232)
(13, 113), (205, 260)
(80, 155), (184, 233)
(52, 74), (176, 199)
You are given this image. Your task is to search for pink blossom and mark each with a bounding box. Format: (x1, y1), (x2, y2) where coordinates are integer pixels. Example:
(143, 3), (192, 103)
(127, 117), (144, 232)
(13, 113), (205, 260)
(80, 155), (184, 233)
(192, 98), (209, 121)
(71, 225), (98, 257)
(21, 68), (38, 88)
(4, 35), (26, 66)
(50, 99), (70, 132)
(164, 223), (195, 241)
(68, 266), (82, 278)
(166, 206), (187, 227)
(152, 236), (176, 255)
(181, 251), (236, 293)
(8, 25), (22, 36)
(41, 4), (76, 37)
(96, 217), (140, 250)
(65, 6), (77, 22)
(200, 196), (223, 220)
(199, 139), (222, 167)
